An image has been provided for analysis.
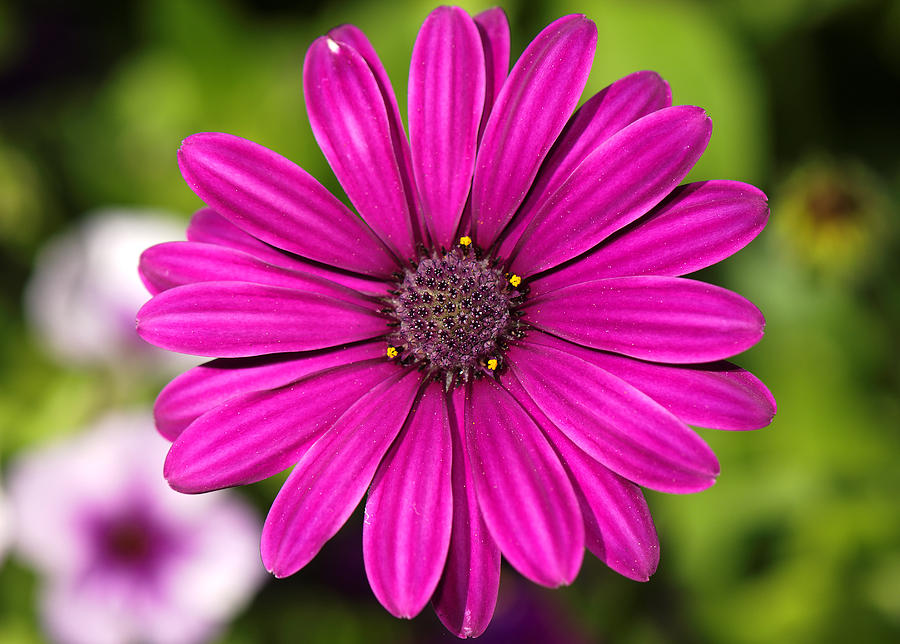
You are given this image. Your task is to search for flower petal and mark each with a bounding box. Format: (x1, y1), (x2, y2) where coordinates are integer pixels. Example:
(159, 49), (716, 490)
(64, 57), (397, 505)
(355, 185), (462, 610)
(433, 388), (500, 638)
(524, 275), (765, 363)
(561, 445), (660, 581)
(363, 382), (453, 618)
(164, 359), (398, 493)
(136, 281), (387, 358)
(186, 207), (291, 263)
(409, 6), (485, 248)
(178, 133), (397, 276)
(505, 375), (659, 580)
(474, 7), (510, 130)
(466, 378), (584, 586)
(261, 371), (422, 577)
(154, 342), (384, 441)
(508, 336), (719, 493)
(534, 337), (776, 430)
(532, 181), (769, 294)
(470, 15), (597, 248)
(509, 105), (712, 275)
(328, 24), (426, 245)
(304, 35), (417, 260)
(184, 208), (391, 297)
(496, 71), (671, 257)
(139, 241), (382, 304)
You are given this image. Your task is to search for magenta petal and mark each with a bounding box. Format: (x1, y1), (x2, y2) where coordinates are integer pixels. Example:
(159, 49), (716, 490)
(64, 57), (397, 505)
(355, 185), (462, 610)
(510, 106), (713, 275)
(470, 15), (597, 248)
(568, 452), (659, 582)
(506, 376), (659, 580)
(508, 338), (719, 493)
(466, 379), (584, 586)
(328, 24), (425, 245)
(186, 207), (280, 260)
(474, 7), (510, 131)
(304, 36), (417, 260)
(185, 208), (391, 297)
(154, 342), (384, 441)
(409, 7), (485, 249)
(363, 382), (452, 618)
(164, 359), (398, 493)
(533, 181), (769, 294)
(261, 372), (422, 577)
(177, 133), (397, 276)
(524, 276), (765, 363)
(496, 71), (671, 257)
(539, 337), (776, 430)
(139, 241), (381, 302)
(136, 282), (387, 358)
(433, 388), (500, 638)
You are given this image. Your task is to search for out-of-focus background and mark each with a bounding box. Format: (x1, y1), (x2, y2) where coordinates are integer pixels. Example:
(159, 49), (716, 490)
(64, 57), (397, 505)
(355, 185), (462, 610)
(1, 0), (898, 642)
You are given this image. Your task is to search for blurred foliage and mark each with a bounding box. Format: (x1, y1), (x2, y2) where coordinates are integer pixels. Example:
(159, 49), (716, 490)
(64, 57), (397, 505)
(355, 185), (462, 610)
(1, 0), (899, 642)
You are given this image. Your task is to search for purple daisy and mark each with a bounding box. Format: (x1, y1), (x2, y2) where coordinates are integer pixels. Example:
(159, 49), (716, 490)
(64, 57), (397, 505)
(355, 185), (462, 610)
(136, 7), (775, 638)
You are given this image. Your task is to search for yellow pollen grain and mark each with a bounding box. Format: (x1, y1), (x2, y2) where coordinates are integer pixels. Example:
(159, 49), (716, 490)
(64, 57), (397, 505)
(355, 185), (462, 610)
(386, 346), (398, 359)
(509, 274), (522, 288)
(486, 358), (498, 371)
(459, 236), (472, 247)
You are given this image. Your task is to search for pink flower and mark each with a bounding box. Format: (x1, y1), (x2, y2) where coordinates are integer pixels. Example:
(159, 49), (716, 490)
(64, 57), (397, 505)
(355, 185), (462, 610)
(7, 413), (264, 644)
(24, 209), (192, 372)
(0, 479), (10, 567)
(137, 7), (775, 638)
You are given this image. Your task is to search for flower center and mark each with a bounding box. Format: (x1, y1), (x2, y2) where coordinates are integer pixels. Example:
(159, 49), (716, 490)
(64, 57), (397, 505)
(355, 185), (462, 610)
(105, 519), (153, 562)
(385, 243), (525, 388)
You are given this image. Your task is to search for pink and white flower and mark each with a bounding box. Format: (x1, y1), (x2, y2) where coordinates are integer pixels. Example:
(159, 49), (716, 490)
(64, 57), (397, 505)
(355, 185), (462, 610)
(25, 209), (189, 370)
(8, 412), (264, 644)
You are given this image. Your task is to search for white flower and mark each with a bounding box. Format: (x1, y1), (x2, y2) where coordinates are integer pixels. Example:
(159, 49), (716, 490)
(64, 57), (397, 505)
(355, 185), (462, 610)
(8, 411), (265, 644)
(24, 209), (193, 371)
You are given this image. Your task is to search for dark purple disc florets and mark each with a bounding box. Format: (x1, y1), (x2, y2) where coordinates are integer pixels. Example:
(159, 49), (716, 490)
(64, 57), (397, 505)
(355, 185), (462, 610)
(385, 245), (526, 388)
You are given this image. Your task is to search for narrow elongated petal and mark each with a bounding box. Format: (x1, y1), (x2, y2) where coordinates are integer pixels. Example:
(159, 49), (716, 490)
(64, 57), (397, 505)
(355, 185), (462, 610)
(164, 360), (398, 492)
(185, 208), (391, 297)
(364, 382), (452, 618)
(178, 133), (397, 276)
(474, 8), (510, 126)
(532, 181), (770, 294)
(136, 282), (387, 358)
(328, 24), (425, 244)
(186, 207), (277, 259)
(510, 106), (712, 275)
(496, 71), (671, 256)
(508, 339), (719, 493)
(154, 342), (384, 440)
(524, 276), (765, 363)
(304, 36), (417, 260)
(140, 242), (379, 305)
(466, 379), (584, 586)
(261, 372), (421, 577)
(409, 7), (485, 248)
(456, 8), (511, 237)
(470, 15), (597, 247)
(433, 388), (500, 638)
(531, 335), (776, 430)
(505, 375), (659, 580)
(567, 449), (659, 581)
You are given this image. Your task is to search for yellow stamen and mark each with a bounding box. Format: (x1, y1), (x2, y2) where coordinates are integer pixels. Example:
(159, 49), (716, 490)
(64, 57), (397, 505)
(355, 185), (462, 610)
(459, 235), (472, 247)
(486, 358), (498, 371)
(386, 346), (398, 359)
(509, 274), (522, 288)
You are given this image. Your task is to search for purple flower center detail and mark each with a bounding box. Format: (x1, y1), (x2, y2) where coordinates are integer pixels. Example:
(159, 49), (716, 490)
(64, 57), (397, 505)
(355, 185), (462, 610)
(103, 518), (154, 563)
(385, 245), (526, 388)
